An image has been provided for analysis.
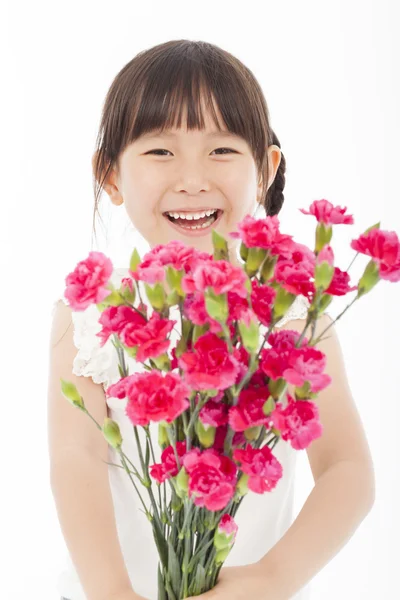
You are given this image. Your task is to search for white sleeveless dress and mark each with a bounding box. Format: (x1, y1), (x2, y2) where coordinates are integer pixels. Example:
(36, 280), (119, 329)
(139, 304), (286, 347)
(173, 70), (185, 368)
(53, 267), (313, 600)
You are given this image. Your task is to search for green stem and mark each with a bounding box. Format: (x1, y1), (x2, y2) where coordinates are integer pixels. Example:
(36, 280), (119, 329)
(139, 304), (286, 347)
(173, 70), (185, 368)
(145, 425), (163, 517)
(133, 426), (164, 534)
(117, 450), (150, 518)
(166, 422), (181, 471)
(310, 295), (358, 346)
(221, 323), (233, 353)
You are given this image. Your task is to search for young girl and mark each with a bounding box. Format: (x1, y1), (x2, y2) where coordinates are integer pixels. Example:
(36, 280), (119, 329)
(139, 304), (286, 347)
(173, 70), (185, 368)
(48, 39), (375, 600)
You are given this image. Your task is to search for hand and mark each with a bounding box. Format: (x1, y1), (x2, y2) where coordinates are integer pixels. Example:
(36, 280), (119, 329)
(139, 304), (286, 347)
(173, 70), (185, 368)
(185, 562), (277, 599)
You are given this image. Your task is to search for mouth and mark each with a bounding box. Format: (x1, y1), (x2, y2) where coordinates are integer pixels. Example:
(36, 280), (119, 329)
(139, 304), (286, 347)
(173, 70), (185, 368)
(162, 208), (224, 236)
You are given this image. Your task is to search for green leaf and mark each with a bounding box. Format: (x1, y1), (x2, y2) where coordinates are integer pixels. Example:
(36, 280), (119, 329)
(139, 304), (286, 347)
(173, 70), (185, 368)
(192, 562), (206, 595)
(167, 540), (182, 599)
(157, 563), (167, 600)
(152, 520), (169, 571)
(130, 248), (141, 272)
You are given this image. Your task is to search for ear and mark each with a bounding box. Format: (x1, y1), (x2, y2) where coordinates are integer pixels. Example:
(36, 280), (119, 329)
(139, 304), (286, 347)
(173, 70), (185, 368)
(92, 150), (124, 207)
(266, 145), (282, 189)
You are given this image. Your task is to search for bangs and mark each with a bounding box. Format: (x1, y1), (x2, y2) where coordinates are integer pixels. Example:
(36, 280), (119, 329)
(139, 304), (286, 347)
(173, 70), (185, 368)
(106, 41), (270, 169)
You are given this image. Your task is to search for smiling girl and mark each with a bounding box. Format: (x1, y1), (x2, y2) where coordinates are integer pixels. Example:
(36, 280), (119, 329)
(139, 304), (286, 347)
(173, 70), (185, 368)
(48, 39), (375, 600)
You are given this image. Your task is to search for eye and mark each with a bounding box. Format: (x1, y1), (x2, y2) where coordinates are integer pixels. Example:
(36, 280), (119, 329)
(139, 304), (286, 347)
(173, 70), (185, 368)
(145, 149), (172, 156)
(211, 147), (237, 155)
(145, 147), (237, 156)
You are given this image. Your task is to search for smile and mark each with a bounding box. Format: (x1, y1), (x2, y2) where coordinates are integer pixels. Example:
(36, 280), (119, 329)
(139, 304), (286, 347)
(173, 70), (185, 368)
(162, 209), (224, 237)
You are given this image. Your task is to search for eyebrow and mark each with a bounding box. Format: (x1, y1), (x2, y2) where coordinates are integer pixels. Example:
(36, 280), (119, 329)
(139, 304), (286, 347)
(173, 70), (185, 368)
(139, 130), (242, 140)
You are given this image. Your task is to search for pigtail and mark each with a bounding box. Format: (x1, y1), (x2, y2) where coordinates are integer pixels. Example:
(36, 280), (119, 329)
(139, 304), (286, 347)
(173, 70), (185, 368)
(264, 130), (286, 217)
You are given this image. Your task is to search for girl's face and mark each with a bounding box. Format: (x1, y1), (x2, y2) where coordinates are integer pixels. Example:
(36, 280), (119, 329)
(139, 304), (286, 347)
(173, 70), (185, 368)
(100, 99), (281, 263)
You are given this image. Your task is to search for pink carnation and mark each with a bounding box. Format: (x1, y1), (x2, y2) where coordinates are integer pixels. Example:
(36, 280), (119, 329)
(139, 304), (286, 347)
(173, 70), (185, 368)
(325, 267), (358, 296)
(283, 346), (332, 394)
(149, 441), (187, 484)
(317, 245), (335, 265)
(233, 444), (283, 494)
(183, 292), (222, 333)
(273, 242), (316, 297)
(182, 259), (248, 298)
(217, 514), (238, 542)
(299, 199), (354, 225)
(270, 394), (323, 450)
(212, 424), (246, 453)
(350, 228), (400, 282)
(182, 448), (237, 511)
(178, 331), (241, 391)
(120, 311), (176, 362)
(96, 305), (147, 346)
(64, 251), (114, 310)
(250, 280), (277, 327)
(133, 241), (211, 284)
(230, 214), (292, 252)
(105, 371), (190, 427)
(199, 399), (229, 428)
(260, 329), (309, 381)
(228, 386), (272, 432)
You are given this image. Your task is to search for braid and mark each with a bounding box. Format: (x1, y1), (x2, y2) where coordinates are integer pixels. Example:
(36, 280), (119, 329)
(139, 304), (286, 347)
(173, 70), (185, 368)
(263, 130), (286, 217)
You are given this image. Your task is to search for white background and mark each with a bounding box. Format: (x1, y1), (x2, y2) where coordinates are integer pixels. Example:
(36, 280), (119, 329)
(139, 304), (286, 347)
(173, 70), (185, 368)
(2, 0), (399, 598)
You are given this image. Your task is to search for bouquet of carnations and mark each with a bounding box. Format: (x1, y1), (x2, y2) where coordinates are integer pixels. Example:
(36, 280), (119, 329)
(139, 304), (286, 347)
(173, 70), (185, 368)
(60, 199), (400, 599)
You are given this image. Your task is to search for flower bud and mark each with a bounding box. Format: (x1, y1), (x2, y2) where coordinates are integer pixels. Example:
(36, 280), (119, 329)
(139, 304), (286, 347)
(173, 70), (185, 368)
(175, 465), (189, 497)
(102, 417), (123, 449)
(238, 311), (259, 354)
(205, 291), (228, 323)
(166, 289), (180, 307)
(152, 353), (171, 372)
(120, 277), (136, 305)
(195, 419), (216, 448)
(262, 395), (275, 416)
(97, 288), (125, 310)
(166, 266), (184, 297)
(212, 229), (229, 261)
(214, 514), (238, 550)
(245, 247), (267, 277)
(158, 423), (169, 447)
(260, 255), (277, 283)
(244, 425), (262, 441)
(236, 472), (249, 496)
(144, 282), (167, 311)
(273, 287), (297, 321)
(239, 241), (249, 262)
(215, 547), (232, 565)
(314, 261), (334, 291)
(315, 222), (333, 253)
(268, 377), (286, 400)
(60, 379), (85, 410)
(357, 259), (380, 297)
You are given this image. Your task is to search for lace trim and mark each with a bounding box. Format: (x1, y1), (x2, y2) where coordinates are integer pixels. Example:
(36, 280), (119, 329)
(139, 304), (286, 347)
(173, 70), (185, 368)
(51, 269), (127, 387)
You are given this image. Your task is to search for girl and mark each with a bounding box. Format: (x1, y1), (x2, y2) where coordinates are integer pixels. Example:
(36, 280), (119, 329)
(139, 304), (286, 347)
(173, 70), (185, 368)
(49, 39), (375, 600)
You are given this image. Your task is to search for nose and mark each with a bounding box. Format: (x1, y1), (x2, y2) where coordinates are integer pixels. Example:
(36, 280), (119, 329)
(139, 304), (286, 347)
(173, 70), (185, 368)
(173, 159), (212, 196)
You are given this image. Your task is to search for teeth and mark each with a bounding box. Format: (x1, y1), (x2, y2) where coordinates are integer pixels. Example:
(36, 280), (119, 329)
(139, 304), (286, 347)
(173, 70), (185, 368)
(166, 209), (218, 220)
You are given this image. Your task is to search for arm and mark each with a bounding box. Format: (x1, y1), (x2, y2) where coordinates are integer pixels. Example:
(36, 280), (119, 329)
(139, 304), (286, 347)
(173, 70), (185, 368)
(256, 313), (375, 598)
(256, 458), (374, 599)
(51, 452), (138, 600)
(48, 301), (140, 600)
